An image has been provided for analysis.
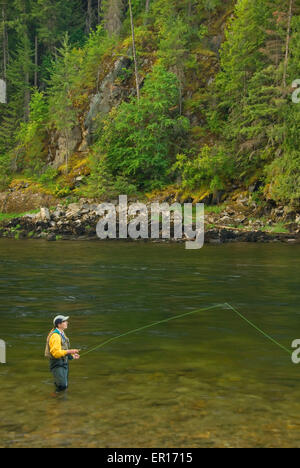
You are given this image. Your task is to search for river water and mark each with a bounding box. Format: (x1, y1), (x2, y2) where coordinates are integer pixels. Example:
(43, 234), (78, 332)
(0, 239), (299, 448)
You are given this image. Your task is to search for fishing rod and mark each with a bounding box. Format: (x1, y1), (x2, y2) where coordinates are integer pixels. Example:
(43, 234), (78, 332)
(80, 302), (292, 358)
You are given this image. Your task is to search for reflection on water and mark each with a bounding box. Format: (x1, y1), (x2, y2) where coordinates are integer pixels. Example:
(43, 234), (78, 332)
(0, 239), (299, 447)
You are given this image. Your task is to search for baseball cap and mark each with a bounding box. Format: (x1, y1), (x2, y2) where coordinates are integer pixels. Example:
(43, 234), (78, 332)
(53, 315), (70, 326)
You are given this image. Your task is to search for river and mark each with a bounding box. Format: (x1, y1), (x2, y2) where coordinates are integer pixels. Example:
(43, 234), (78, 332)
(0, 239), (299, 447)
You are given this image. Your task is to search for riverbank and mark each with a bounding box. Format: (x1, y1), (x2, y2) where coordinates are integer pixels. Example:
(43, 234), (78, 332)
(0, 196), (299, 244)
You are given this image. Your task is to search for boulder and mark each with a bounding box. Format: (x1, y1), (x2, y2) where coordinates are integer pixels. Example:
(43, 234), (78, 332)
(53, 208), (65, 219)
(65, 203), (81, 218)
(40, 207), (51, 222)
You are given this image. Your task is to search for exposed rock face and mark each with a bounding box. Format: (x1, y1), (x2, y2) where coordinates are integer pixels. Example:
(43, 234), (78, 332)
(46, 55), (133, 167)
(84, 56), (132, 144)
(0, 189), (57, 214)
(48, 125), (83, 169)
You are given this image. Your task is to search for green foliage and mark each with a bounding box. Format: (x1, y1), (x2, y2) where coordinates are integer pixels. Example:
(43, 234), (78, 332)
(80, 26), (116, 84)
(54, 185), (72, 198)
(0, 209), (40, 223)
(17, 90), (48, 144)
(0, 153), (12, 190)
(12, 90), (48, 176)
(92, 64), (190, 192)
(173, 144), (235, 192)
(47, 34), (77, 131)
(265, 95), (300, 204)
(38, 167), (59, 185)
(208, 0), (300, 204)
(0, 28), (33, 154)
(157, 15), (191, 69)
(0, 0), (86, 151)
(203, 0), (222, 12)
(0, 0), (299, 208)
(31, 0), (85, 51)
(263, 13), (300, 204)
(215, 0), (270, 112)
(86, 152), (139, 198)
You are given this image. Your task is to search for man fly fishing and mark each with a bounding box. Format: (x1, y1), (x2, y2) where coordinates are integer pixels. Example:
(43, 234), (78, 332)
(45, 315), (80, 394)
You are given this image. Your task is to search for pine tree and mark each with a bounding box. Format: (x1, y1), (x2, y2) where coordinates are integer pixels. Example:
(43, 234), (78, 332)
(0, 0), (34, 161)
(210, 0), (300, 202)
(31, 0), (85, 55)
(216, 0), (270, 111)
(282, 0), (294, 89)
(157, 13), (192, 115)
(92, 64), (189, 192)
(265, 7), (300, 203)
(47, 34), (77, 174)
(0, 1), (8, 80)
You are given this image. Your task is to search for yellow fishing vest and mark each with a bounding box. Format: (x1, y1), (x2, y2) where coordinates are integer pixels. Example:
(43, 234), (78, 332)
(45, 329), (70, 360)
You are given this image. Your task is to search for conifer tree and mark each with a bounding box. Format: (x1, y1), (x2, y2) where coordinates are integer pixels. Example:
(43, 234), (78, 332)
(0, 0), (34, 160)
(0, 1), (8, 80)
(210, 0), (300, 200)
(47, 34), (78, 174)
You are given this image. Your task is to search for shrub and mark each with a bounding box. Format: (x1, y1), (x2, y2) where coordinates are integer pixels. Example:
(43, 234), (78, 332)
(172, 144), (235, 193)
(92, 63), (190, 193)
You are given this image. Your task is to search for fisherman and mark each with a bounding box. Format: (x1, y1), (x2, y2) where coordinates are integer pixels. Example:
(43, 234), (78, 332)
(45, 315), (80, 394)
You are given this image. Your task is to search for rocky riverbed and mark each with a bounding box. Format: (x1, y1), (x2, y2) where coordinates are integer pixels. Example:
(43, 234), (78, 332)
(0, 196), (299, 244)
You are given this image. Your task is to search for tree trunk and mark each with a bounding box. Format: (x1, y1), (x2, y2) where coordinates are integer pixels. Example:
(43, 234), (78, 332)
(105, 0), (122, 36)
(34, 35), (38, 87)
(2, 5), (7, 80)
(87, 0), (92, 33)
(98, 0), (102, 24)
(24, 70), (30, 121)
(282, 0), (293, 89)
(187, 0), (192, 17)
(144, 0), (150, 25)
(65, 130), (69, 175)
(23, 28), (31, 121)
(128, 0), (140, 102)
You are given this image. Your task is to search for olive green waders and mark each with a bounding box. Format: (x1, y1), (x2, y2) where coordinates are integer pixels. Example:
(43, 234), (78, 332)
(49, 357), (70, 392)
(45, 329), (73, 393)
